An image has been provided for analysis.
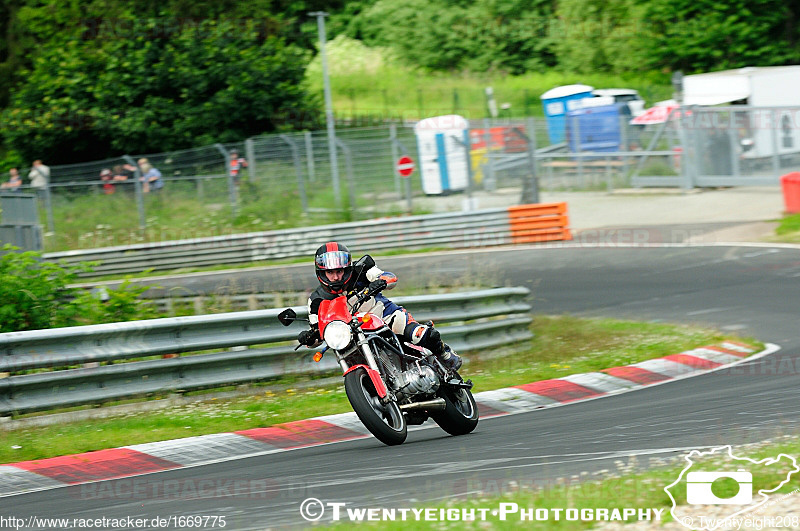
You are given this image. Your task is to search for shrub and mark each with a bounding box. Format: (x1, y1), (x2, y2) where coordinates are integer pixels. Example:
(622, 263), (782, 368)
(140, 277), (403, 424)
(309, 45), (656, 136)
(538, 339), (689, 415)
(0, 245), (156, 331)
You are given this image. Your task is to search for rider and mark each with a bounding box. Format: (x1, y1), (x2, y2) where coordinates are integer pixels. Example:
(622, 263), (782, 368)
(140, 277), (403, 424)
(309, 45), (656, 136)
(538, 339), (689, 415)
(297, 241), (462, 371)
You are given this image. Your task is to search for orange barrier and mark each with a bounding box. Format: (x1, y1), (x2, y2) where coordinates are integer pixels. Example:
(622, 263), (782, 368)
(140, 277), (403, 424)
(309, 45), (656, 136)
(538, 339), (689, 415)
(507, 202), (572, 244)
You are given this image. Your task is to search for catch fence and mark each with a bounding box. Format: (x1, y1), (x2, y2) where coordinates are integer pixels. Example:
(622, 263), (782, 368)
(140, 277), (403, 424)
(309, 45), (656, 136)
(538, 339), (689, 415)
(9, 107), (795, 253)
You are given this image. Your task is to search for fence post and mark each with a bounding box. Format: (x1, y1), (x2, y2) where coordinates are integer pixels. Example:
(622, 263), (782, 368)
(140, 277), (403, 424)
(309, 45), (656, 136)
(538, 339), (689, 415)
(334, 138), (357, 218)
(509, 119), (539, 204)
(214, 144), (238, 217)
(245, 138), (256, 182)
(482, 118), (496, 191)
(43, 182), (55, 234)
(279, 134), (308, 214)
(619, 114), (629, 189)
(688, 106), (700, 189)
(729, 120), (740, 178)
(390, 124), (413, 213)
(527, 117), (540, 195)
(771, 109), (780, 176)
(676, 108), (692, 189)
(449, 130), (475, 210)
(304, 131), (316, 183)
(390, 124), (402, 199)
(123, 155), (146, 230)
(573, 115), (584, 188)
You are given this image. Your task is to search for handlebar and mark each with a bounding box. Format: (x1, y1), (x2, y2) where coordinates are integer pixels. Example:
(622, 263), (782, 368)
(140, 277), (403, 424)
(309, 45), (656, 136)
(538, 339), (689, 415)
(348, 280), (386, 313)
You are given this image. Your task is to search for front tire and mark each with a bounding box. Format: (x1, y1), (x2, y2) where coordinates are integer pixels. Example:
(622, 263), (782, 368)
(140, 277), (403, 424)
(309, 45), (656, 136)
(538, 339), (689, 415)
(432, 379), (479, 436)
(344, 368), (407, 446)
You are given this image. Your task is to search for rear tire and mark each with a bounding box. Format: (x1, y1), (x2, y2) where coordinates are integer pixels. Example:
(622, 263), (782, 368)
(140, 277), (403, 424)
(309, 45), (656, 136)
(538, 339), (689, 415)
(432, 379), (479, 436)
(344, 368), (407, 446)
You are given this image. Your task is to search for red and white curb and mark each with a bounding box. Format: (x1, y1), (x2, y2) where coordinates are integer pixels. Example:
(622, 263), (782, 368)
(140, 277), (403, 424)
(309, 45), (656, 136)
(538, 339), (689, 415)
(0, 341), (774, 498)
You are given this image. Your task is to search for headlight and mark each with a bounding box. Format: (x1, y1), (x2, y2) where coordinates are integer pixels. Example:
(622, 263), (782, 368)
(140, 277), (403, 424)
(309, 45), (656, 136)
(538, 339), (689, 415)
(324, 320), (352, 350)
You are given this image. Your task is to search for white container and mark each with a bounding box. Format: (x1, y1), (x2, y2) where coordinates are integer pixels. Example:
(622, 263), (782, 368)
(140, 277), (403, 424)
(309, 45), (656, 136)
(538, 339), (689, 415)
(414, 114), (470, 195)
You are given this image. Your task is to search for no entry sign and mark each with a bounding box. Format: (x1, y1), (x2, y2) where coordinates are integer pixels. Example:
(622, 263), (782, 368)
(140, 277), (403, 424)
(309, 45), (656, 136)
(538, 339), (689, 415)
(396, 156), (415, 177)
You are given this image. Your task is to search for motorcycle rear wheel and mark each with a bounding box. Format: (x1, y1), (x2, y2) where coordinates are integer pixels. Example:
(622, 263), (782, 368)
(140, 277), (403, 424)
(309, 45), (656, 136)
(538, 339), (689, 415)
(432, 379), (479, 436)
(344, 368), (407, 446)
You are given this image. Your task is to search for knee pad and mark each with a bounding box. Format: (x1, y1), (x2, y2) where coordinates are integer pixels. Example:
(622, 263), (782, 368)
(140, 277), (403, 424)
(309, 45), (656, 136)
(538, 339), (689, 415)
(404, 323), (441, 350)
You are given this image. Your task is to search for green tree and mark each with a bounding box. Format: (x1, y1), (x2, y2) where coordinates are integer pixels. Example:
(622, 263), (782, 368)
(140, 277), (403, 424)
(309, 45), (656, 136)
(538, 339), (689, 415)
(348, 0), (556, 73)
(636, 0), (800, 72)
(553, 0), (648, 74)
(3, 18), (318, 162)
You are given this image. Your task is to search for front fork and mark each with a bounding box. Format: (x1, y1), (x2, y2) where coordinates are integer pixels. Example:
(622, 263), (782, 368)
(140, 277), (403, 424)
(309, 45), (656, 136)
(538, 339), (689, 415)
(333, 331), (379, 373)
(337, 331), (396, 403)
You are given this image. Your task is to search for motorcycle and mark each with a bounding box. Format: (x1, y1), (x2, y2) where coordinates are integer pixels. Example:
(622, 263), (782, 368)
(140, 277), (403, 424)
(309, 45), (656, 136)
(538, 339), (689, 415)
(277, 263), (479, 446)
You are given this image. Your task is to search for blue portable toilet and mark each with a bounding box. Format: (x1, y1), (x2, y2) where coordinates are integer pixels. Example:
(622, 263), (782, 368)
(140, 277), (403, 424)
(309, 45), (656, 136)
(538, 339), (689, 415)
(565, 102), (632, 154)
(541, 84), (595, 144)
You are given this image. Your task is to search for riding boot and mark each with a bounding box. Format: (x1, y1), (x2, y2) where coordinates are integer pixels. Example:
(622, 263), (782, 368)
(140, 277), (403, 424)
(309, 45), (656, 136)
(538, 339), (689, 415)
(434, 341), (462, 371)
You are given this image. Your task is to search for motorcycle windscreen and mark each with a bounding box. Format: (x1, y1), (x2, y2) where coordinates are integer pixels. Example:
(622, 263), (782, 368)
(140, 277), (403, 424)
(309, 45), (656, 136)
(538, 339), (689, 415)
(318, 296), (351, 337)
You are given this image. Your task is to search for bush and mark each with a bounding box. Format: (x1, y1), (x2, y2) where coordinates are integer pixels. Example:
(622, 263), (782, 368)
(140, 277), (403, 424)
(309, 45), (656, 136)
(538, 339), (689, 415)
(0, 245), (156, 331)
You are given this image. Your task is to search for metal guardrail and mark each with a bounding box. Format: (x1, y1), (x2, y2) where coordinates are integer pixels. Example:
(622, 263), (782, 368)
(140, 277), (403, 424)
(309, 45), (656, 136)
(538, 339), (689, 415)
(0, 287), (532, 415)
(44, 209), (513, 276)
(44, 204), (571, 277)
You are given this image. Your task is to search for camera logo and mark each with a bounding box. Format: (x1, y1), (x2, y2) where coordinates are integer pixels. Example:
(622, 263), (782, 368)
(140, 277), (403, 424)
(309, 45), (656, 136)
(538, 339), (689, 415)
(686, 469), (752, 505)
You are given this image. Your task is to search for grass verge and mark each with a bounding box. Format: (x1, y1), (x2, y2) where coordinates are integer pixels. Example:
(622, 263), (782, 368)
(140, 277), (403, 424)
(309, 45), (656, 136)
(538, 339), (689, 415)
(0, 315), (761, 464)
(345, 436), (800, 530)
(773, 213), (800, 243)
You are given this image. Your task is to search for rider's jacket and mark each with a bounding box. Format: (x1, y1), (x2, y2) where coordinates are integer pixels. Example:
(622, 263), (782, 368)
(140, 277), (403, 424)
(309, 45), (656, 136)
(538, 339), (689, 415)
(307, 255), (402, 330)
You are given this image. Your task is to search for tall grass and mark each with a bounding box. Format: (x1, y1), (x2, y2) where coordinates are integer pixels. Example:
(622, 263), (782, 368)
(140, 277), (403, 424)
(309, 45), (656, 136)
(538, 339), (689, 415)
(306, 37), (673, 121)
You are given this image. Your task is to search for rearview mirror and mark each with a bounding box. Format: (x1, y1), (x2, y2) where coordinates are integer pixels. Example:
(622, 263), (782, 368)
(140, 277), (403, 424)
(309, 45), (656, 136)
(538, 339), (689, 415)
(277, 308), (297, 327)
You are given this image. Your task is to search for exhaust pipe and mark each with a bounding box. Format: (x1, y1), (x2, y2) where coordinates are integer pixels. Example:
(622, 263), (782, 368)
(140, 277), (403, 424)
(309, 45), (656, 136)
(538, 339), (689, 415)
(399, 398), (446, 412)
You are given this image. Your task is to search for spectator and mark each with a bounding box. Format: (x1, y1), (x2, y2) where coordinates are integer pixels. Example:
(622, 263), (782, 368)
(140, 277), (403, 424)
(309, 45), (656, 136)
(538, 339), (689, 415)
(28, 160), (50, 191)
(137, 158), (163, 193)
(1, 168), (22, 192)
(113, 163), (137, 181)
(101, 168), (129, 195)
(228, 150), (248, 185)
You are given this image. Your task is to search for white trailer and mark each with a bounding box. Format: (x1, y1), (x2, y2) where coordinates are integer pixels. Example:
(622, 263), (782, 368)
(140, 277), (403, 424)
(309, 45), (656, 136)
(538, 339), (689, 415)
(683, 66), (800, 159)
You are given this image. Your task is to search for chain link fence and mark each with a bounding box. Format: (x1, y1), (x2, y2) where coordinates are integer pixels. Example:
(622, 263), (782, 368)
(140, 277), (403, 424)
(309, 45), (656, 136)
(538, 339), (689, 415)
(9, 107), (793, 253)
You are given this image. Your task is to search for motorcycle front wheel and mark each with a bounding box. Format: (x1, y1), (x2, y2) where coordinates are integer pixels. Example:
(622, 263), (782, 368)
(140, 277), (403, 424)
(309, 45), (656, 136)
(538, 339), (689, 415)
(432, 379), (479, 436)
(344, 368), (407, 446)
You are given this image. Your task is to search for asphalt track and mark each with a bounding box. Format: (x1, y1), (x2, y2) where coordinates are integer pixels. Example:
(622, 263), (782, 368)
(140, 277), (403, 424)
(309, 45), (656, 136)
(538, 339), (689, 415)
(5, 241), (800, 530)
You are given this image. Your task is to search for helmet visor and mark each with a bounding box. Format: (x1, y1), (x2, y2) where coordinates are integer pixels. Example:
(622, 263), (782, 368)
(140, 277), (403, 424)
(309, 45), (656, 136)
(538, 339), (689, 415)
(315, 250), (351, 270)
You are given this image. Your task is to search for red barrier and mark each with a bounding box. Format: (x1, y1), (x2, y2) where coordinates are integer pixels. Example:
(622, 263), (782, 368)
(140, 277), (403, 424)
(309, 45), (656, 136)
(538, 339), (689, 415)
(780, 172), (800, 214)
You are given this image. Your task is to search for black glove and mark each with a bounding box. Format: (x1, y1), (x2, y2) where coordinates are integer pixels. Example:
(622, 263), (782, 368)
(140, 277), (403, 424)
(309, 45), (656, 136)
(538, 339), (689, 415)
(368, 279), (387, 293)
(297, 329), (318, 346)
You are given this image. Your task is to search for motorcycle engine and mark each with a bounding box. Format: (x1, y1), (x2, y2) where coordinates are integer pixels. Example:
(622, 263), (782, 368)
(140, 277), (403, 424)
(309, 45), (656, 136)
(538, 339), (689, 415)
(396, 364), (440, 397)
